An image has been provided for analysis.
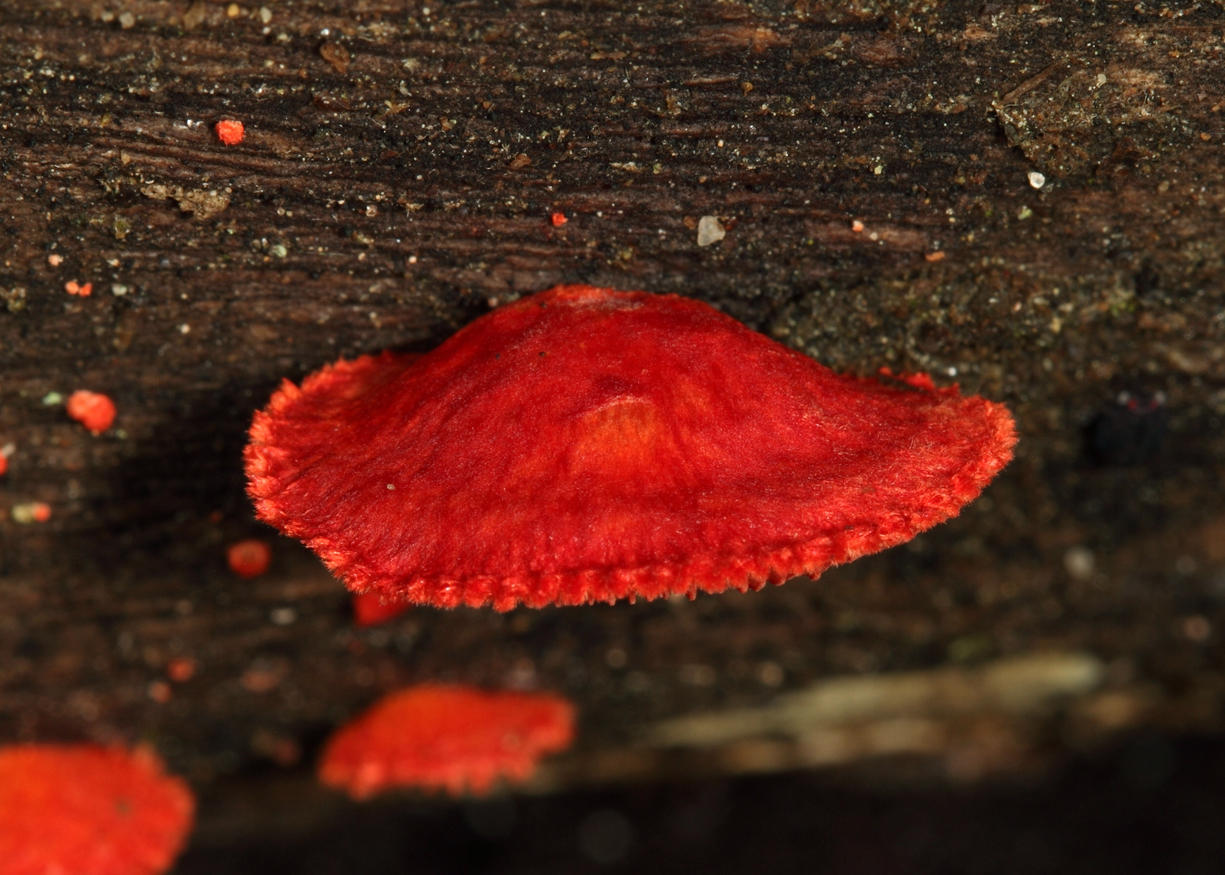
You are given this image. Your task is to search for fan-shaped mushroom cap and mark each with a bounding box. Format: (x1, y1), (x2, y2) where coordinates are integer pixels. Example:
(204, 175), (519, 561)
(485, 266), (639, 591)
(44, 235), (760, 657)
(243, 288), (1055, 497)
(319, 684), (575, 798)
(246, 285), (1015, 610)
(0, 744), (194, 875)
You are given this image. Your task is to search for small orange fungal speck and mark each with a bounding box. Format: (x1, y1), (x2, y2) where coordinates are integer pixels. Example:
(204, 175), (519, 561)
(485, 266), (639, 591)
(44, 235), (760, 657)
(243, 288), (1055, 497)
(215, 119), (245, 145)
(851, 219), (865, 233)
(227, 538), (271, 578)
(31, 502), (51, 523)
(65, 280), (93, 296)
(67, 390), (117, 434)
(878, 367), (937, 391)
(550, 211), (567, 227)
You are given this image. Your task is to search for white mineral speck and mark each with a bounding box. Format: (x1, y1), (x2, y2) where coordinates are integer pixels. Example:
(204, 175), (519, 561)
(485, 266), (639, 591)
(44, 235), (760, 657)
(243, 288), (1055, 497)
(1063, 546), (1095, 581)
(696, 215), (725, 247)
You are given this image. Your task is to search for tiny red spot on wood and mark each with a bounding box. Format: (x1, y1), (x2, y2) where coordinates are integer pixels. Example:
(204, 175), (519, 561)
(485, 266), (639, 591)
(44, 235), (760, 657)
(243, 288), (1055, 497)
(31, 502), (52, 523)
(550, 211), (568, 227)
(851, 219), (865, 233)
(166, 657), (197, 683)
(318, 685), (575, 799)
(0, 454), (7, 477)
(215, 119), (245, 145)
(67, 390), (116, 434)
(239, 663), (284, 693)
(226, 539), (271, 578)
(65, 280), (93, 296)
(353, 591), (411, 627)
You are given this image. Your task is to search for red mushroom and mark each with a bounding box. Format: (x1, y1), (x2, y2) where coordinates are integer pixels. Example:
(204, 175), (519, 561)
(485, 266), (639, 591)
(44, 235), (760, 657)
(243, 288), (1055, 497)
(226, 538), (272, 579)
(318, 684), (575, 799)
(246, 285), (1015, 610)
(0, 744), (194, 875)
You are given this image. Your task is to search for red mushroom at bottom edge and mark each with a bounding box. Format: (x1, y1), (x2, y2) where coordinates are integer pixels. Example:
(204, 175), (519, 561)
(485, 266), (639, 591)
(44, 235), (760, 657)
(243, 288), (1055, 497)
(319, 685), (575, 799)
(0, 744), (194, 875)
(246, 284), (1016, 610)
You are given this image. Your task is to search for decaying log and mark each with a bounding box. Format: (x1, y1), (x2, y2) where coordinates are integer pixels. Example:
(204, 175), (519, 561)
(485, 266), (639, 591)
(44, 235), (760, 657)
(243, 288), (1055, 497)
(1, 1), (1223, 868)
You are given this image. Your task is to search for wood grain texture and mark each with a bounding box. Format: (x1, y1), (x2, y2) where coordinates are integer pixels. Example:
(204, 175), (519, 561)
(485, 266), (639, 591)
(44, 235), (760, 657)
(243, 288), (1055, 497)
(0, 2), (1223, 860)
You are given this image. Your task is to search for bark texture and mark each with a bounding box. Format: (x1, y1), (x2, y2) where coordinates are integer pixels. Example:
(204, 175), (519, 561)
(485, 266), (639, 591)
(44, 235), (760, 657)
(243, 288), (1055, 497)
(1, 1), (1223, 870)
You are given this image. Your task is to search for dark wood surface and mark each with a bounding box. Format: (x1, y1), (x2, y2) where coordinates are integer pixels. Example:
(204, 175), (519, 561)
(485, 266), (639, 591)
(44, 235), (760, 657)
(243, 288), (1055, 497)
(1, 1), (1223, 869)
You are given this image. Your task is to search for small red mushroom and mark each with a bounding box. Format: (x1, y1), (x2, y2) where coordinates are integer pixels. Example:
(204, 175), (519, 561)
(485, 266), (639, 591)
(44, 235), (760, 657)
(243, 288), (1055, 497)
(318, 684), (575, 799)
(66, 389), (116, 434)
(0, 744), (194, 875)
(246, 285), (1015, 610)
(226, 538), (271, 578)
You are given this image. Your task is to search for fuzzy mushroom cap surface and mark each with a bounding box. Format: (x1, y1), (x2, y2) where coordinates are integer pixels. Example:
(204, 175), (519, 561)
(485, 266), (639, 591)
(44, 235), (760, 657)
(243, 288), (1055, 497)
(319, 685), (575, 798)
(246, 284), (1016, 610)
(0, 744), (194, 875)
